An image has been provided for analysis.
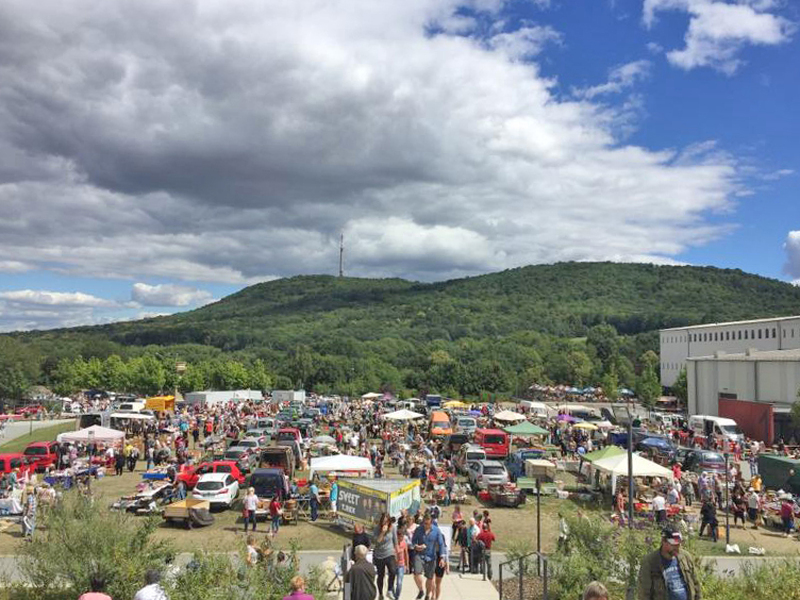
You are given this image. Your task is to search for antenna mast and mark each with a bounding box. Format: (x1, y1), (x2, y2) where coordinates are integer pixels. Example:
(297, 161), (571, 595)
(338, 233), (344, 277)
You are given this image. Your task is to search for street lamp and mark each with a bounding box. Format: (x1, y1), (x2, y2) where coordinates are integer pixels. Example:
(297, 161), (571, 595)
(626, 403), (634, 528)
(724, 452), (730, 545)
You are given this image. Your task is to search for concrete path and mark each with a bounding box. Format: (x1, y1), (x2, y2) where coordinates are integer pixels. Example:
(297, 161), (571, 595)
(0, 418), (74, 446)
(703, 555), (800, 576)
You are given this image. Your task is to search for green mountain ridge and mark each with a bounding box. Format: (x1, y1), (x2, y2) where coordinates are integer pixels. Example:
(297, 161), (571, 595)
(5, 262), (800, 398)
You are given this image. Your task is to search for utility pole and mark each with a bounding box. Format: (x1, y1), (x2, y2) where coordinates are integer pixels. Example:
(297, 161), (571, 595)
(338, 233), (344, 278)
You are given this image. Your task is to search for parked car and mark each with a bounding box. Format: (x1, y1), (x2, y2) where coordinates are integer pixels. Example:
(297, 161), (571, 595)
(223, 447), (258, 473)
(244, 428), (271, 441)
(455, 416), (477, 436)
(682, 449), (727, 473)
(235, 437), (268, 452)
(177, 460), (245, 489)
(0, 453), (36, 477)
(249, 468), (290, 500)
(444, 433), (470, 457)
(192, 473), (240, 509)
(506, 448), (546, 481)
(455, 444), (487, 475)
(23, 441), (60, 472)
(468, 460), (510, 491)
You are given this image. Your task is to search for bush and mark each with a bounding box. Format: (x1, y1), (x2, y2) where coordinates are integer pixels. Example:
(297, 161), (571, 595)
(13, 494), (174, 600)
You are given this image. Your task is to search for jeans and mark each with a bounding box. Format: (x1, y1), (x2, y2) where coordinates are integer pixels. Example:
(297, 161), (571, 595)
(310, 499), (318, 521)
(699, 520), (718, 541)
(445, 489), (452, 506)
(482, 549), (492, 580)
(394, 565), (405, 598)
(244, 510), (257, 531)
(272, 514), (281, 533)
(374, 555), (397, 597)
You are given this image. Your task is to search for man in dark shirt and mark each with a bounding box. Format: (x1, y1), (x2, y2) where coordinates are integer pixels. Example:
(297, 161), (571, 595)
(351, 523), (371, 560)
(345, 545), (377, 600)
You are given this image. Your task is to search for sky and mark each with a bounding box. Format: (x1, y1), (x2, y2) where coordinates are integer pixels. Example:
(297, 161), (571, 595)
(0, 0), (798, 331)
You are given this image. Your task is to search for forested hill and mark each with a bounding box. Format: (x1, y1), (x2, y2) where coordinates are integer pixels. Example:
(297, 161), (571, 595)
(6, 262), (800, 398)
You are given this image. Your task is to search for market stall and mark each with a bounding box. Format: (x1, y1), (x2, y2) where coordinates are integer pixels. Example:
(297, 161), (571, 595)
(309, 454), (375, 480)
(591, 452), (673, 493)
(57, 425), (125, 444)
(336, 478), (420, 527)
(382, 409), (424, 422)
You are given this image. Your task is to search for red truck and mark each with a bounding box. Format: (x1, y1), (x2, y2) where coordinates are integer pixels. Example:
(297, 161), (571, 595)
(0, 453), (37, 477)
(23, 441), (60, 472)
(177, 460), (245, 489)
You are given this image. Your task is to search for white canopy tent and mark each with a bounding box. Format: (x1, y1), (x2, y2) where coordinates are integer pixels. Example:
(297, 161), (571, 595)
(110, 412), (155, 421)
(57, 425), (126, 444)
(591, 452), (673, 493)
(361, 392), (382, 400)
(383, 409), (424, 421)
(493, 410), (526, 422)
(309, 454), (375, 480)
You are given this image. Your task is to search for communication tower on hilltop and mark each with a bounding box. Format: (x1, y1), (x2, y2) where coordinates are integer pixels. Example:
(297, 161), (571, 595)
(338, 233), (344, 277)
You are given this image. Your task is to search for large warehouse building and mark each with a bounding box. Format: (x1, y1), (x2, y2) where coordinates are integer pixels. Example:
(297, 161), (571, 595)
(687, 349), (800, 444)
(660, 315), (800, 443)
(659, 315), (800, 387)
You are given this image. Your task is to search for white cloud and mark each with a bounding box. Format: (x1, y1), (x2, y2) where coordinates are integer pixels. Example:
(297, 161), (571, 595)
(573, 60), (652, 99)
(784, 231), (800, 283)
(0, 290), (116, 307)
(0, 260), (31, 273)
(643, 0), (795, 74)
(0, 0), (746, 306)
(131, 283), (215, 307)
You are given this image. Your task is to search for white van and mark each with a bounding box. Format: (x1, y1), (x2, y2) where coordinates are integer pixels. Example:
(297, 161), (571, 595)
(116, 400), (146, 413)
(519, 400), (549, 418)
(688, 415), (744, 443)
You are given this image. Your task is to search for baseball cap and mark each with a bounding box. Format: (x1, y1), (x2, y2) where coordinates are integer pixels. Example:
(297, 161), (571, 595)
(662, 524), (683, 545)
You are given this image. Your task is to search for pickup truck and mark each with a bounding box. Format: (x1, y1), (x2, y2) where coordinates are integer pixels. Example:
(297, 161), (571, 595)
(0, 453), (37, 477)
(23, 441), (60, 472)
(177, 460), (245, 489)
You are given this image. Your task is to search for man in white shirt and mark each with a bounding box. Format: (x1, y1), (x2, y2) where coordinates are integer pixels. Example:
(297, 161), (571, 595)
(652, 492), (667, 524)
(133, 570), (168, 600)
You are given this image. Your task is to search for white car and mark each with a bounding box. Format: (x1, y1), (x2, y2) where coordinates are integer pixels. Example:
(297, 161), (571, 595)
(192, 472), (240, 508)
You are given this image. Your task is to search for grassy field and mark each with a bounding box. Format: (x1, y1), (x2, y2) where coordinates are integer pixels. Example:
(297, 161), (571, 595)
(0, 422), (75, 453)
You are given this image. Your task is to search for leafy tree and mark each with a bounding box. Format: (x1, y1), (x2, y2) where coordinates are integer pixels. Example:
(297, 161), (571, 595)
(601, 369), (619, 402)
(587, 323), (620, 371)
(673, 367), (688, 404)
(128, 356), (167, 395)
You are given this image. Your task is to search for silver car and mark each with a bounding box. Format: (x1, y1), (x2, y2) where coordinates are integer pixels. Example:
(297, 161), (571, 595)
(468, 460), (509, 490)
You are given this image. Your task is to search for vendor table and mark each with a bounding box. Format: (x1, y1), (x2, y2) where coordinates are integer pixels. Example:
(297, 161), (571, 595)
(0, 497), (22, 515)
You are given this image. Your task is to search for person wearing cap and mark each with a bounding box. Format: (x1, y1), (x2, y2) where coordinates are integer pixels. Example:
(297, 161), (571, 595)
(637, 524), (701, 600)
(746, 487), (760, 529)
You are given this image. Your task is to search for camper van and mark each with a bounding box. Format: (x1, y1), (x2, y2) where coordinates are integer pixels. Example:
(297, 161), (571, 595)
(688, 415), (744, 443)
(519, 400), (549, 418)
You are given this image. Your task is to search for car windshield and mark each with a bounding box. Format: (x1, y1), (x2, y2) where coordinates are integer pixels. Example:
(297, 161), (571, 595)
(458, 419), (474, 426)
(702, 453), (724, 464)
(226, 451), (244, 458)
(24, 447), (46, 455)
(277, 432), (295, 441)
(466, 452), (485, 460)
(483, 435), (505, 444)
(483, 466), (505, 475)
(721, 425), (743, 435)
(216, 465), (232, 473)
(196, 481), (223, 491)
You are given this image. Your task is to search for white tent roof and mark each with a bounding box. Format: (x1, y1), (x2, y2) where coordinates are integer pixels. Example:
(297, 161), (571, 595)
(592, 452), (673, 478)
(110, 412), (155, 421)
(493, 410), (526, 422)
(309, 454), (375, 479)
(383, 409), (424, 421)
(57, 425), (125, 444)
(361, 392), (382, 399)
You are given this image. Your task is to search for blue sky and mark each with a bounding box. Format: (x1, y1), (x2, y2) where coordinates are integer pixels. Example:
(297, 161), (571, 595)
(0, 0), (797, 331)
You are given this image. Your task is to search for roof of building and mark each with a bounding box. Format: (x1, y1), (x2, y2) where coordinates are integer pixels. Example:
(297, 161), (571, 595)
(687, 348), (800, 362)
(660, 315), (800, 333)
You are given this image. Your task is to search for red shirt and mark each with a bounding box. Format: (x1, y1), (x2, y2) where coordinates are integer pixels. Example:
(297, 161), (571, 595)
(781, 501), (794, 520)
(270, 498), (282, 517)
(476, 530), (496, 550)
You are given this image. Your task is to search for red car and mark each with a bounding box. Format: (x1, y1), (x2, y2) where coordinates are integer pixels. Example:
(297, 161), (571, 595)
(14, 405), (43, 417)
(177, 460), (245, 489)
(0, 453), (37, 477)
(23, 441), (60, 472)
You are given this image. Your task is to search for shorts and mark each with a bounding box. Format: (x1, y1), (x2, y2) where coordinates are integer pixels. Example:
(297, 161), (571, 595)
(331, 501), (337, 512)
(413, 555), (436, 579)
(748, 508), (758, 522)
(435, 563), (445, 578)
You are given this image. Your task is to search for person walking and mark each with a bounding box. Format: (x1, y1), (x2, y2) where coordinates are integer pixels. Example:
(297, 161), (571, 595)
(133, 570), (168, 600)
(270, 495), (283, 534)
(330, 477), (339, 518)
(78, 573), (112, 600)
(746, 487), (761, 529)
(699, 499), (718, 542)
(652, 491), (667, 525)
(637, 525), (701, 600)
(309, 480), (320, 522)
(444, 471), (455, 507)
(243, 487), (259, 532)
(352, 523), (371, 559)
(395, 524), (410, 600)
(345, 545), (377, 600)
(411, 513), (447, 600)
(22, 487), (36, 541)
(373, 513), (399, 600)
(780, 493), (795, 537)
(476, 522), (496, 580)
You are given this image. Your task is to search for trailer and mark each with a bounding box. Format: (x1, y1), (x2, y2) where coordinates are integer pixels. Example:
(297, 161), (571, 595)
(337, 478), (421, 528)
(162, 498), (214, 529)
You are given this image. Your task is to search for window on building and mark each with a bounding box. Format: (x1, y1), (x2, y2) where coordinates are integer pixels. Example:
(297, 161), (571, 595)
(744, 330), (748, 339)
(758, 329), (762, 339)
(752, 330), (755, 339)
(773, 328), (777, 338)
(738, 331), (742, 340)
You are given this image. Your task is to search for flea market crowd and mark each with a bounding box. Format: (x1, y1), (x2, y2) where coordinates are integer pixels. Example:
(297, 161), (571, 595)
(5, 390), (800, 600)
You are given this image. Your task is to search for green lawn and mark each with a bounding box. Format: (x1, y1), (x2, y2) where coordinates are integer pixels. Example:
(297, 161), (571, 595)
(0, 421), (75, 453)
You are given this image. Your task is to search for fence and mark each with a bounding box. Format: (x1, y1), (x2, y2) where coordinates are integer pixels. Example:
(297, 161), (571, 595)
(497, 551), (548, 600)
